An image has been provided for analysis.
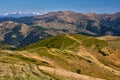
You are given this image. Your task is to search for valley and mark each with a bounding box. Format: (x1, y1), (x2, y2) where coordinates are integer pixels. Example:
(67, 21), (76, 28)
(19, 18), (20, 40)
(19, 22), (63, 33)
(0, 11), (120, 47)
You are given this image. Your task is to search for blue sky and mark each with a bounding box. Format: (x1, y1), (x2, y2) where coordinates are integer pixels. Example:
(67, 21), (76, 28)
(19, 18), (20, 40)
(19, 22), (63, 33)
(0, 0), (120, 14)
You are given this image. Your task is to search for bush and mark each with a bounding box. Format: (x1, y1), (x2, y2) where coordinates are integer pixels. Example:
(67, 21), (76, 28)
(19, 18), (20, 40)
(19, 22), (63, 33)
(76, 69), (81, 74)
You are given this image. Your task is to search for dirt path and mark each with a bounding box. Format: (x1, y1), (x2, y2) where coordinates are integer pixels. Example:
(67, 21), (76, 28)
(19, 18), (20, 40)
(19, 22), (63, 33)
(38, 66), (105, 80)
(66, 34), (82, 44)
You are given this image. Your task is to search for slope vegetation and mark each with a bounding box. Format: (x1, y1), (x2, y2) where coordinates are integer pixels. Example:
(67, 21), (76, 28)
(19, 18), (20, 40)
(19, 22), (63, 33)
(0, 34), (120, 80)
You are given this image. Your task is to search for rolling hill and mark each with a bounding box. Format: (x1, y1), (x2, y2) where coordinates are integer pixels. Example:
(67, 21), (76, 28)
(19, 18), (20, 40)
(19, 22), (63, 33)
(0, 34), (120, 80)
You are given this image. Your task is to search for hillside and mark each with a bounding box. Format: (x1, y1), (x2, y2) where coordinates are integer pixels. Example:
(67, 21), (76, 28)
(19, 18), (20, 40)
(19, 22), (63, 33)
(0, 34), (120, 80)
(0, 21), (52, 47)
(0, 11), (120, 47)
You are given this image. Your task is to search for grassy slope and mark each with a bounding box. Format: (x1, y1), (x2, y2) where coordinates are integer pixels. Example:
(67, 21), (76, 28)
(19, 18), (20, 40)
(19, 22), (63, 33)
(21, 34), (107, 51)
(0, 34), (120, 80)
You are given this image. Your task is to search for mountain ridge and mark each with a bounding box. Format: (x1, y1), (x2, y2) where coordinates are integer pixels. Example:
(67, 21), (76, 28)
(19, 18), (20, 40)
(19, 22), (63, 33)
(0, 11), (120, 47)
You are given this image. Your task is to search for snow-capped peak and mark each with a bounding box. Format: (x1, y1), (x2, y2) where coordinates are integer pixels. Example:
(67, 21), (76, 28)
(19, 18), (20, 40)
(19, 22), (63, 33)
(0, 12), (43, 18)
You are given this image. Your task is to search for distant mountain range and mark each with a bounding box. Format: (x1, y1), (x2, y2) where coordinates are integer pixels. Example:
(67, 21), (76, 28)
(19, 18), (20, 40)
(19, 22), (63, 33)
(0, 12), (43, 18)
(0, 11), (120, 47)
(0, 11), (120, 80)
